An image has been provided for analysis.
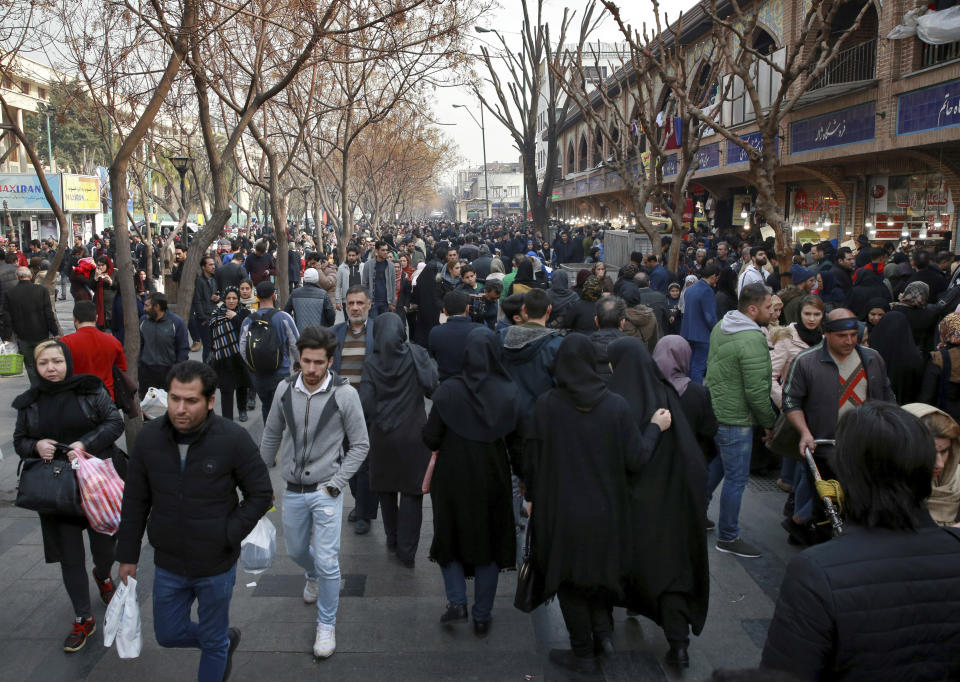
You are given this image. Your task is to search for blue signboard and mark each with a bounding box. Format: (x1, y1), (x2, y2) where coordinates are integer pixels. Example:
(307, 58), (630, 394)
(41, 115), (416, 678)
(575, 179), (589, 195)
(695, 142), (721, 170)
(663, 154), (678, 177)
(0, 173), (62, 211)
(897, 78), (960, 136)
(791, 101), (875, 153)
(726, 132), (776, 165)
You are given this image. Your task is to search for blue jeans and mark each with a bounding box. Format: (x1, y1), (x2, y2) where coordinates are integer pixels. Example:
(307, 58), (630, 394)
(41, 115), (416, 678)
(792, 462), (815, 521)
(440, 561), (499, 623)
(153, 564), (236, 682)
(250, 370), (286, 424)
(370, 302), (390, 318)
(282, 487), (343, 625)
(706, 425), (754, 542)
(689, 341), (709, 384)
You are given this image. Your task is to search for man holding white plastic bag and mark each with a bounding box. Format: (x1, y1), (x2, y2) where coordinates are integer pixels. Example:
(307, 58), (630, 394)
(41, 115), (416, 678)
(115, 361), (272, 682)
(260, 326), (369, 660)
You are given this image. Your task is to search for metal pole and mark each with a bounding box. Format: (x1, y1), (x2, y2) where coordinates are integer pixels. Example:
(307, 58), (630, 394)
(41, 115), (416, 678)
(521, 21), (527, 229)
(180, 172), (187, 247)
(45, 112), (53, 172)
(480, 104), (489, 219)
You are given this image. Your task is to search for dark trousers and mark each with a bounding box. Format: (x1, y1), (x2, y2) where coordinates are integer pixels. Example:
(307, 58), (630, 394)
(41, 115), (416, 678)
(139, 363), (172, 399)
(216, 358), (249, 419)
(48, 520), (116, 618)
(557, 583), (614, 657)
(370, 302), (390, 319)
(153, 564), (236, 682)
(348, 459), (379, 520)
(660, 592), (691, 647)
(379, 492), (423, 563)
(19, 338), (45, 385)
(187, 312), (202, 344)
(198, 319), (213, 363)
(250, 370), (286, 424)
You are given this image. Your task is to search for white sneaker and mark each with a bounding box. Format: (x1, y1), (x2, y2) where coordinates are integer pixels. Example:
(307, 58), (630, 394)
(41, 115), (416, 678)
(303, 578), (319, 604)
(313, 624), (335, 658)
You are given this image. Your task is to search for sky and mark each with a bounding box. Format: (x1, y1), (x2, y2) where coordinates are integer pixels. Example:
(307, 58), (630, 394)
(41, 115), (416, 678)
(434, 0), (660, 178)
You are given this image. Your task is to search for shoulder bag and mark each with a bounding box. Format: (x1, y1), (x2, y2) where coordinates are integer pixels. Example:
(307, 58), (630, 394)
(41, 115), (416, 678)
(514, 521), (545, 613)
(15, 445), (84, 517)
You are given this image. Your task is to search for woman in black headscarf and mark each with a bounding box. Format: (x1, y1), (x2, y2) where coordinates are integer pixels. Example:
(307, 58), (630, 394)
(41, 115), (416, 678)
(423, 327), (523, 636)
(861, 297), (889, 345)
(411, 248), (444, 347)
(867, 309), (924, 404)
(525, 334), (669, 675)
(848, 268), (892, 319)
(508, 260), (538, 296)
(608, 336), (710, 670)
(360, 313), (438, 567)
(13, 340), (124, 653)
(547, 270), (580, 329)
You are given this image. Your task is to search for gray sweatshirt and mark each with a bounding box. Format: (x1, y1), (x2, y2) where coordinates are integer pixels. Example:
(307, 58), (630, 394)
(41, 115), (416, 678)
(260, 371), (369, 491)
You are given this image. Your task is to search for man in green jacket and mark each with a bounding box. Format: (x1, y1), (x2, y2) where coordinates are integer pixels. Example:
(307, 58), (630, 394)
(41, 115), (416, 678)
(704, 282), (777, 559)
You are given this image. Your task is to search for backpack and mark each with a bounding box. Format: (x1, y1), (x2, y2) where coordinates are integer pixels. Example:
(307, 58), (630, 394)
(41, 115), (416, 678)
(245, 309), (283, 372)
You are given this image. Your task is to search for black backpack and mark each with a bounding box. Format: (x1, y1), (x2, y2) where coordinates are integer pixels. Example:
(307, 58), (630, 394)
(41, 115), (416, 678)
(245, 309), (283, 372)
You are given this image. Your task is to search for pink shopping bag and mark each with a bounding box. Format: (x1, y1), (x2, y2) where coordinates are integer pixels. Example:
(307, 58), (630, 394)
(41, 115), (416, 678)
(73, 449), (125, 535)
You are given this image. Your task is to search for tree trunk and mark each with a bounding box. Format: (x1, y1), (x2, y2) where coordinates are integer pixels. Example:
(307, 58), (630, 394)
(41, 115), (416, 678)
(273, 189), (290, 306)
(667, 224), (683, 273)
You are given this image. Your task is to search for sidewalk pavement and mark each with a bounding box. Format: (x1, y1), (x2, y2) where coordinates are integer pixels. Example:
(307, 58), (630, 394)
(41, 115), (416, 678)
(0, 297), (802, 681)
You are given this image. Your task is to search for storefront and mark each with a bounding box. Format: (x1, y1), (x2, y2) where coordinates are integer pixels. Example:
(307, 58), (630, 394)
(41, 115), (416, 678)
(62, 174), (103, 241)
(865, 172), (954, 244)
(787, 184), (846, 244)
(0, 172), (62, 250)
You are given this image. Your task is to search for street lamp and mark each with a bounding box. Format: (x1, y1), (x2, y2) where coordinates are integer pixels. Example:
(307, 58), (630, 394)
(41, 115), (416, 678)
(454, 104), (490, 219)
(169, 154), (191, 246)
(476, 24), (527, 226)
(44, 105), (56, 172)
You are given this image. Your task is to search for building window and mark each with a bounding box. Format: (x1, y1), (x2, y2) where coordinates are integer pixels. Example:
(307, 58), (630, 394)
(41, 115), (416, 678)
(2, 77), (11, 90)
(21, 81), (30, 95)
(38, 87), (47, 100)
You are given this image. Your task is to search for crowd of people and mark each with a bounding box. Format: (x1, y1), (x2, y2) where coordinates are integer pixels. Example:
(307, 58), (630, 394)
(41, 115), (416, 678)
(4, 216), (960, 680)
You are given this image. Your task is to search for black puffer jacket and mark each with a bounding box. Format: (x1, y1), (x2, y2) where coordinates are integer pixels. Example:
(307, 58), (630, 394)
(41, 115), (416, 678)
(116, 413), (273, 578)
(762, 520), (960, 681)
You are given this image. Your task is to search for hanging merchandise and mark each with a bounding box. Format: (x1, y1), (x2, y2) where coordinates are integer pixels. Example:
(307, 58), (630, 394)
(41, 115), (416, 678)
(888, 7), (960, 45)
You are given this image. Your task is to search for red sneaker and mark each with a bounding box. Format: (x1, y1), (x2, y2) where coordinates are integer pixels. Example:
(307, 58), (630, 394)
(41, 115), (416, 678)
(63, 616), (96, 653)
(94, 572), (116, 605)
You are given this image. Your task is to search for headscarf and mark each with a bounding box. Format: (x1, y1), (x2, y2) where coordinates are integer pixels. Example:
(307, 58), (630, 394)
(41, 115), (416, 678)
(548, 270), (579, 312)
(608, 336), (668, 422)
(901, 403), (960, 525)
(817, 268), (845, 304)
(899, 280), (929, 308)
(580, 275), (604, 302)
(490, 258), (505, 275)
(513, 260), (535, 286)
(575, 268), (591, 290)
(432, 327), (520, 442)
(410, 261), (427, 287)
(360, 312), (438, 432)
(652, 335), (692, 397)
(13, 340), (101, 408)
(869, 310), (924, 403)
(678, 275), (698, 314)
(939, 313), (960, 347)
(554, 333), (608, 411)
(863, 297), (889, 326)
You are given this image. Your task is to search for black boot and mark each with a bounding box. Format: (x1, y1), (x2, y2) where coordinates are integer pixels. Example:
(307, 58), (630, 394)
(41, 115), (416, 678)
(549, 649), (599, 674)
(440, 603), (468, 625)
(665, 644), (689, 669)
(593, 633), (615, 656)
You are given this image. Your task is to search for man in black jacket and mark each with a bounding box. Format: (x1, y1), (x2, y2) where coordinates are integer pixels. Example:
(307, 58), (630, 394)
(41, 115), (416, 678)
(428, 291), (482, 381)
(193, 256), (220, 361)
(116, 361), (272, 682)
(3, 266), (60, 383)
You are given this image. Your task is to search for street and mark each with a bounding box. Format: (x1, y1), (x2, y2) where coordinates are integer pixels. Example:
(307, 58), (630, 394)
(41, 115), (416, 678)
(0, 298), (800, 681)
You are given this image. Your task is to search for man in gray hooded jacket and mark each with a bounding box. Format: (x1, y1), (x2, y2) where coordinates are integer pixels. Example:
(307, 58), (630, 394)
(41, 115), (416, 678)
(260, 325), (369, 661)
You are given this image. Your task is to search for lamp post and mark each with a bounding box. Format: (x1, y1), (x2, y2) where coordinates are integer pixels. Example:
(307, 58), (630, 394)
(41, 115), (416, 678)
(44, 105), (56, 172)
(169, 154), (191, 247)
(476, 24), (526, 226)
(453, 104), (489, 219)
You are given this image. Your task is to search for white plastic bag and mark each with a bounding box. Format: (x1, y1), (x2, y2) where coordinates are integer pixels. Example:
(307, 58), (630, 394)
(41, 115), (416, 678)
(139, 387), (168, 420)
(103, 577), (142, 659)
(240, 517), (277, 574)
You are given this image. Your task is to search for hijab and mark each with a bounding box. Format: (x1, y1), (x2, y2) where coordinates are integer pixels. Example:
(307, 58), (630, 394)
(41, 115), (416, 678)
(13, 340), (101, 408)
(361, 312), (438, 432)
(940, 312), (960, 347)
(410, 261), (427, 287)
(678, 275), (698, 314)
(902, 403), (960, 525)
(652, 335), (692, 397)
(869, 310), (924, 403)
(513, 260), (535, 286)
(863, 297), (890, 328)
(490, 258), (505, 275)
(548, 270), (579, 311)
(432, 327), (520, 442)
(580, 275), (604, 302)
(608, 336), (668, 423)
(899, 280), (930, 308)
(554, 333), (608, 411)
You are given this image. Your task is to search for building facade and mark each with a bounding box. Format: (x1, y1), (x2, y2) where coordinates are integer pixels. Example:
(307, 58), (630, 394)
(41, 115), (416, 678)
(551, 0), (960, 248)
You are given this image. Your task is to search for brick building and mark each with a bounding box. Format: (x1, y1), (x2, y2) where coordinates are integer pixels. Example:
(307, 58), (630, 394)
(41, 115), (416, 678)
(551, 0), (960, 248)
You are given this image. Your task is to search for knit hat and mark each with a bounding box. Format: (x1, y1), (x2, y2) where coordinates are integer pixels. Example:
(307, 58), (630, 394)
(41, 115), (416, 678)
(790, 264), (815, 286)
(303, 267), (319, 284)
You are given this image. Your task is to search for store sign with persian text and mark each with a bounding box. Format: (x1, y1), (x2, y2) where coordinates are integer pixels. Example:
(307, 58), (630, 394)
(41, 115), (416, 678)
(726, 132), (775, 165)
(694, 142), (721, 171)
(897, 78), (960, 136)
(0, 173), (62, 211)
(791, 101), (875, 154)
(62, 175), (100, 212)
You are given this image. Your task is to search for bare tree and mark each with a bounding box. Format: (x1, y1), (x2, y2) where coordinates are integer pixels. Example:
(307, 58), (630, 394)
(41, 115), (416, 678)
(476, 0), (577, 239)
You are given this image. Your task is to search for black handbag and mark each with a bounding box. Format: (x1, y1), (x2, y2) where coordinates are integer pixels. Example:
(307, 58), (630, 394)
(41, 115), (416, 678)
(15, 453), (84, 517)
(514, 522), (545, 613)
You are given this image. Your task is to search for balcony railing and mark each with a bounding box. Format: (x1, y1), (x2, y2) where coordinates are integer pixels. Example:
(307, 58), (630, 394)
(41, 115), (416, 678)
(811, 38), (877, 91)
(920, 39), (960, 69)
